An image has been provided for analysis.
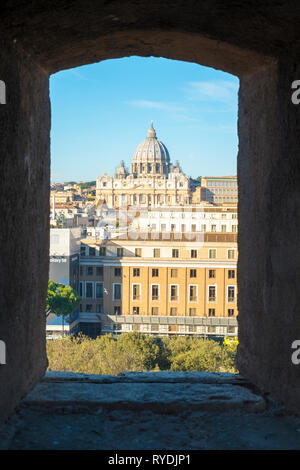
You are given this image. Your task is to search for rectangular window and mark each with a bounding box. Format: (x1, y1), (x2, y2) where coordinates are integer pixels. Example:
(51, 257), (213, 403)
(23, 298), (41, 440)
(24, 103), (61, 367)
(114, 306), (121, 315)
(211, 225), (216, 232)
(189, 308), (196, 316)
(95, 282), (103, 299)
(86, 304), (92, 313)
(208, 286), (216, 302)
(190, 269), (197, 278)
(133, 268), (140, 277)
(227, 286), (235, 302)
(133, 306), (139, 315)
(172, 249), (179, 258)
(153, 248), (160, 258)
(96, 266), (103, 276)
(151, 307), (159, 316)
(87, 266), (93, 276)
(228, 249), (235, 259)
(232, 225), (237, 233)
(221, 225), (226, 232)
(189, 285), (197, 302)
(170, 285), (178, 302)
(89, 247), (96, 256)
(99, 247), (106, 256)
(51, 234), (59, 245)
(97, 304), (103, 314)
(228, 309), (234, 317)
(209, 249), (216, 259)
(191, 249), (197, 258)
(191, 224), (196, 232)
(80, 266), (83, 276)
(86, 282), (93, 298)
(209, 269), (216, 279)
(114, 267), (121, 277)
(132, 284), (140, 300)
(117, 248), (123, 257)
(228, 269), (235, 279)
(80, 245), (86, 256)
(208, 308), (215, 317)
(135, 248), (142, 257)
(152, 268), (159, 277)
(171, 268), (177, 278)
(170, 307), (177, 316)
(151, 285), (159, 301)
(79, 282), (83, 297)
(113, 283), (122, 301)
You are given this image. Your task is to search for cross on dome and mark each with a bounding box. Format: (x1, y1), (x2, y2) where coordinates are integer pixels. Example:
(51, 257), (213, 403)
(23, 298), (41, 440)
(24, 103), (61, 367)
(147, 121), (156, 138)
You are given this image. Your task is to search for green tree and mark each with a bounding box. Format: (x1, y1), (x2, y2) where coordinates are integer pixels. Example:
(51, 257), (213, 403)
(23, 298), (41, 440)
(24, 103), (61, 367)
(169, 338), (237, 373)
(78, 181), (96, 190)
(56, 213), (66, 228)
(46, 280), (81, 335)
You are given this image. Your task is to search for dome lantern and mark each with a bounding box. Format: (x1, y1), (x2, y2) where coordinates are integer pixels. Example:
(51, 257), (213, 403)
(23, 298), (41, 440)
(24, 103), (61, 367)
(132, 123), (171, 177)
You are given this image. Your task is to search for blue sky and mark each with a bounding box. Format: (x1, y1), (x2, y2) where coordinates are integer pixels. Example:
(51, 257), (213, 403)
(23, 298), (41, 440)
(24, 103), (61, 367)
(50, 57), (239, 183)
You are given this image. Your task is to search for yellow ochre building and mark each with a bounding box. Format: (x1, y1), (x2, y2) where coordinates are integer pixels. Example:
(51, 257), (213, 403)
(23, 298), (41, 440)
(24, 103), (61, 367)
(79, 231), (238, 337)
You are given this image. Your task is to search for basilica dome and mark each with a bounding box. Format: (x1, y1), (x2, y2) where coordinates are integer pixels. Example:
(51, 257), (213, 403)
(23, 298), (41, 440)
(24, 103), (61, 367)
(132, 123), (171, 176)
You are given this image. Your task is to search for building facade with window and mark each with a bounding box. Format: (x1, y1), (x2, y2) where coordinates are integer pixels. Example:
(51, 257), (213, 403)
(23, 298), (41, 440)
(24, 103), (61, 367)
(130, 204), (238, 234)
(79, 231), (238, 337)
(200, 176), (238, 204)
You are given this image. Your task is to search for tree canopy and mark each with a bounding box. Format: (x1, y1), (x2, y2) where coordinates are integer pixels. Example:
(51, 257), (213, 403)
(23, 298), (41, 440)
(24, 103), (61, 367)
(47, 332), (238, 374)
(46, 280), (81, 318)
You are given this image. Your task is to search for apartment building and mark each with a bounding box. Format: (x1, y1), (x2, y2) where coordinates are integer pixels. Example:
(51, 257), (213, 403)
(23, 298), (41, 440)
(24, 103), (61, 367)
(201, 176), (238, 204)
(79, 231), (238, 337)
(130, 203), (238, 234)
(47, 227), (102, 339)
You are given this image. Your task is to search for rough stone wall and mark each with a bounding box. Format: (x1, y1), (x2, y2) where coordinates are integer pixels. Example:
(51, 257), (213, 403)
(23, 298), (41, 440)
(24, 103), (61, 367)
(0, 41), (50, 426)
(2, 0), (300, 426)
(238, 61), (300, 412)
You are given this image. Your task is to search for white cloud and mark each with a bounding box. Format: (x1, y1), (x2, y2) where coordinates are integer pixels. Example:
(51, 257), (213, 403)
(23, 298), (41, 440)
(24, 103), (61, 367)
(183, 80), (239, 103)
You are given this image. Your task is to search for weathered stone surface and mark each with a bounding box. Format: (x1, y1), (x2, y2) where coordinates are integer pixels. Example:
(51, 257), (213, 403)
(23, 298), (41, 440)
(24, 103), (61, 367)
(44, 370), (247, 385)
(2, 0), (300, 429)
(1, 374), (300, 450)
(237, 60), (300, 413)
(21, 372), (265, 413)
(0, 2), (292, 74)
(0, 40), (50, 429)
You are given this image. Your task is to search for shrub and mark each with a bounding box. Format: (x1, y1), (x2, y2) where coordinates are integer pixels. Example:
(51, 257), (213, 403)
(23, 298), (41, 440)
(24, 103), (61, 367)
(46, 332), (238, 375)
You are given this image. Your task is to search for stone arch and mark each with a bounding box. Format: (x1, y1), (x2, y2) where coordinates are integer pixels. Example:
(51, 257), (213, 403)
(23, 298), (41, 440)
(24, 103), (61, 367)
(1, 2), (300, 427)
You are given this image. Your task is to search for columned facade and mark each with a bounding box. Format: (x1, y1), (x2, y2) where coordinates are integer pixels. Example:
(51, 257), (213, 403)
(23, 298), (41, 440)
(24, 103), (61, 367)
(96, 123), (191, 209)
